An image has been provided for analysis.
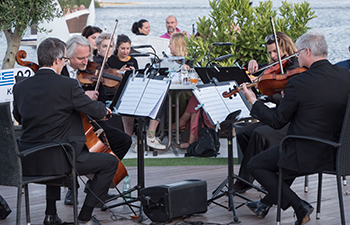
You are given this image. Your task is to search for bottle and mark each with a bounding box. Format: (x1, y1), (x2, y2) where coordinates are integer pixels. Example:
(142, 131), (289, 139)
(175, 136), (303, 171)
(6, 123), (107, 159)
(123, 174), (131, 201)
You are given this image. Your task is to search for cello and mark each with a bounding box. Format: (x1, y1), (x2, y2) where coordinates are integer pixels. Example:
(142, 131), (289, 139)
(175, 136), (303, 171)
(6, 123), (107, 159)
(15, 50), (127, 188)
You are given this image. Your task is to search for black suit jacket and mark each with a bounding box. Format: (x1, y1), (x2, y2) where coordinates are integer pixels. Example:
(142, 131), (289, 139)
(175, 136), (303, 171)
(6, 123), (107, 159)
(250, 60), (350, 173)
(13, 68), (106, 176)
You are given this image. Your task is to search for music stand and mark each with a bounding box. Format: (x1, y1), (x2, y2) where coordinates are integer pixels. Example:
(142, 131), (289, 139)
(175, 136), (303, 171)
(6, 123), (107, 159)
(103, 69), (170, 222)
(207, 111), (267, 224)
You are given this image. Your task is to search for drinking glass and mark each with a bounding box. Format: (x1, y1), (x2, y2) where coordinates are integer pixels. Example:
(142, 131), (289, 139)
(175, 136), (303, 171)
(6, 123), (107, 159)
(189, 69), (199, 86)
(180, 65), (189, 85)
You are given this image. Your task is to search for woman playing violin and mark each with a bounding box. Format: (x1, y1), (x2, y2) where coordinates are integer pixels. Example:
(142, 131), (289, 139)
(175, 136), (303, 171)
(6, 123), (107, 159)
(234, 31), (299, 193)
(248, 31), (299, 75)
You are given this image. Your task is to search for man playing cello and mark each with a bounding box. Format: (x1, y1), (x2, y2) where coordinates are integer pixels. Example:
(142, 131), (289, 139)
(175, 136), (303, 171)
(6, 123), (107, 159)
(13, 37), (117, 225)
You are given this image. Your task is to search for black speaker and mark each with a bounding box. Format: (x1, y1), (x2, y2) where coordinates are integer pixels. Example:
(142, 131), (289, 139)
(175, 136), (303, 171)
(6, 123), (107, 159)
(140, 179), (207, 223)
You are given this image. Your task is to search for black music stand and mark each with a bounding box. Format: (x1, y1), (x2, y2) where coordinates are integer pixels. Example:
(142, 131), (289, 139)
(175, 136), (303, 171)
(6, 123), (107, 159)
(102, 69), (170, 222)
(207, 111), (267, 224)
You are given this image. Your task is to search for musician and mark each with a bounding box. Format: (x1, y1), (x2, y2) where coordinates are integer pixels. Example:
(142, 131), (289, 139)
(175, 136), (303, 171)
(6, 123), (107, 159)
(62, 35), (131, 205)
(13, 37), (117, 225)
(93, 32), (114, 67)
(234, 31), (299, 193)
(108, 34), (167, 151)
(241, 31), (350, 224)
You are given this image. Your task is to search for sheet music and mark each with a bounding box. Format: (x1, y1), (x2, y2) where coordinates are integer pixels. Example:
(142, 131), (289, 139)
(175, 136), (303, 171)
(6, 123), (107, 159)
(192, 82), (250, 125)
(117, 77), (169, 119)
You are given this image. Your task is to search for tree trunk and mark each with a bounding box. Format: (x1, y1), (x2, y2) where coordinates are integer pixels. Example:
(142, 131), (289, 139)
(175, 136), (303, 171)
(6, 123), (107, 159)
(2, 28), (22, 69)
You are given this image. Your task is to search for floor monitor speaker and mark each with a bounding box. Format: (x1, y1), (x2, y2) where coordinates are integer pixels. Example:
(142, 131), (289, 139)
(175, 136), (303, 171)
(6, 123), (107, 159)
(140, 179), (207, 223)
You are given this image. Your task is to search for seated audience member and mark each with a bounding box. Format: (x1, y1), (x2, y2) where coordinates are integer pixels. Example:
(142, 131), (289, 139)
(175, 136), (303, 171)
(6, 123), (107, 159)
(241, 31), (350, 224)
(82, 25), (103, 56)
(160, 15), (188, 39)
(107, 34), (166, 151)
(336, 45), (350, 70)
(13, 37), (117, 225)
(132, 19), (151, 36)
(169, 32), (211, 149)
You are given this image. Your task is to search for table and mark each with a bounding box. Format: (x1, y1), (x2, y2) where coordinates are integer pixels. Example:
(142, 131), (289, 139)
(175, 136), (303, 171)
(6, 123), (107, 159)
(165, 83), (195, 154)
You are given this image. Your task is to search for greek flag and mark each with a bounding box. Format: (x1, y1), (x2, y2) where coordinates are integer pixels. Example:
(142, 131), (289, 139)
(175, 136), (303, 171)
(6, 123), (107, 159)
(0, 70), (15, 87)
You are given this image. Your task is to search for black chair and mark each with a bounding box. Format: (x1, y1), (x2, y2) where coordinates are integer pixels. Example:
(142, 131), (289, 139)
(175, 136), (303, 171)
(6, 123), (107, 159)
(0, 102), (78, 225)
(276, 96), (350, 225)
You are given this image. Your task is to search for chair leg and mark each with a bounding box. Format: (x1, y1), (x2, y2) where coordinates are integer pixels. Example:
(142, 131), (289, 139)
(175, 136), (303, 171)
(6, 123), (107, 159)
(304, 175), (309, 193)
(336, 174), (346, 225)
(24, 184), (31, 224)
(16, 187), (22, 225)
(72, 170), (78, 225)
(276, 167), (283, 225)
(316, 173), (322, 219)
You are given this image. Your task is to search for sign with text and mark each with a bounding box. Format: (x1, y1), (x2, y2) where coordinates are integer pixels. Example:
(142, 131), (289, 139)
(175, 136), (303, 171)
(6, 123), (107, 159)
(0, 67), (34, 102)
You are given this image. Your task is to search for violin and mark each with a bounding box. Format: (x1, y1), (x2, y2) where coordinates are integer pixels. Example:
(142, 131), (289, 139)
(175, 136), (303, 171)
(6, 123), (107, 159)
(16, 50), (40, 72)
(222, 60), (307, 98)
(78, 61), (122, 89)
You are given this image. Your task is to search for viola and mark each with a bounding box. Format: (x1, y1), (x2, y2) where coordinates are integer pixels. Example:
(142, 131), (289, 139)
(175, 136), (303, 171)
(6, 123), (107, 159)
(16, 50), (40, 72)
(78, 61), (123, 89)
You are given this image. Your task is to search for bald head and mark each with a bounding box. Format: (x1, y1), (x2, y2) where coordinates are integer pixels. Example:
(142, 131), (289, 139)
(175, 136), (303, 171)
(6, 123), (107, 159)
(166, 15), (178, 35)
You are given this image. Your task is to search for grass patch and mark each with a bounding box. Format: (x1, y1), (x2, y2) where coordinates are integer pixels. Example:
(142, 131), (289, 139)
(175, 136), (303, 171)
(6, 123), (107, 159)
(121, 157), (239, 167)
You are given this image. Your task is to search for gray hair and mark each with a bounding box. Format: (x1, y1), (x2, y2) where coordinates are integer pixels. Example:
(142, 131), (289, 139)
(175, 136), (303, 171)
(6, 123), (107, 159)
(295, 30), (328, 58)
(37, 38), (66, 67)
(96, 32), (114, 47)
(66, 35), (92, 58)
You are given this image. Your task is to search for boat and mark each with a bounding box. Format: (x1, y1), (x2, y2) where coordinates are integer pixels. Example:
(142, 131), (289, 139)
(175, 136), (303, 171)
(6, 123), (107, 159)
(20, 0), (95, 47)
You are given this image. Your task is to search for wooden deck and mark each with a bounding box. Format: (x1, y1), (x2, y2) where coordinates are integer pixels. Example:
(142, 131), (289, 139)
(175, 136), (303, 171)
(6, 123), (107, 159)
(1, 165), (350, 225)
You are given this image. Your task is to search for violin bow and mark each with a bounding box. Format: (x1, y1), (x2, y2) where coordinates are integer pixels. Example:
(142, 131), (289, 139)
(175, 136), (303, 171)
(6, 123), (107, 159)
(94, 19), (119, 91)
(270, 16), (284, 74)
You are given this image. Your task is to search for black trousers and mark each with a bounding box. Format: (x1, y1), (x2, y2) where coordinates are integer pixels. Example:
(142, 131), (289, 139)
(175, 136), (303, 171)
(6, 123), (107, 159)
(236, 122), (288, 183)
(247, 145), (304, 210)
(47, 151), (118, 208)
(97, 120), (132, 160)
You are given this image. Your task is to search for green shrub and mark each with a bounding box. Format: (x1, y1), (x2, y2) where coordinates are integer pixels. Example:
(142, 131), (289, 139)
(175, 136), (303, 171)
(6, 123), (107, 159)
(186, 0), (316, 67)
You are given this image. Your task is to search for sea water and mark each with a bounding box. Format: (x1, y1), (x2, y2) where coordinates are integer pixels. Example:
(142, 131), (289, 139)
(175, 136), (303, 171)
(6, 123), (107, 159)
(1, 0), (350, 68)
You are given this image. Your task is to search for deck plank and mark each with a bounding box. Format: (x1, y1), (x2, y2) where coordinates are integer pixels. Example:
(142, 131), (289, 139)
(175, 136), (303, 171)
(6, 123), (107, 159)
(1, 165), (349, 225)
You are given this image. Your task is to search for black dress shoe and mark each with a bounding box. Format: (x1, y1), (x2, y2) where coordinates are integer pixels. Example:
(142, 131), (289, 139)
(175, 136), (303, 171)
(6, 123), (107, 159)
(294, 200), (314, 225)
(43, 214), (62, 225)
(246, 200), (272, 219)
(64, 188), (78, 205)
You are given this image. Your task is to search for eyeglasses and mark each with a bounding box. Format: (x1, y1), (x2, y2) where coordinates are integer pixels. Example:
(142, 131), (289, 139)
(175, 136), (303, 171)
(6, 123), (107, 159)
(295, 48), (306, 57)
(265, 34), (276, 43)
(61, 57), (69, 63)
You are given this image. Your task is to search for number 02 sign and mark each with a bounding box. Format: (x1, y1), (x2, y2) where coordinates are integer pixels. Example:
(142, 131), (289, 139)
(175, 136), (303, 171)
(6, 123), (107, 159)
(0, 67), (34, 102)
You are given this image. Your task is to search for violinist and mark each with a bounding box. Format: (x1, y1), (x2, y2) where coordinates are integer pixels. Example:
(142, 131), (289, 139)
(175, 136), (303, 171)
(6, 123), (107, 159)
(81, 25), (103, 57)
(13, 37), (117, 225)
(234, 31), (299, 193)
(241, 31), (350, 225)
(93, 32), (114, 67)
(107, 35), (167, 151)
(61, 35), (131, 206)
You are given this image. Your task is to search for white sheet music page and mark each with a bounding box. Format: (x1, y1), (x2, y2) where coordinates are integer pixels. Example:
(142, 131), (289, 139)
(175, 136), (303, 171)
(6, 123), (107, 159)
(134, 79), (169, 119)
(117, 77), (148, 115)
(192, 82), (250, 125)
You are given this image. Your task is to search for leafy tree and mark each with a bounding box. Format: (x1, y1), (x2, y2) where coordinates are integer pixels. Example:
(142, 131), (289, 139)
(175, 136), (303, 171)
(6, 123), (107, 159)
(0, 0), (61, 69)
(186, 0), (317, 68)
